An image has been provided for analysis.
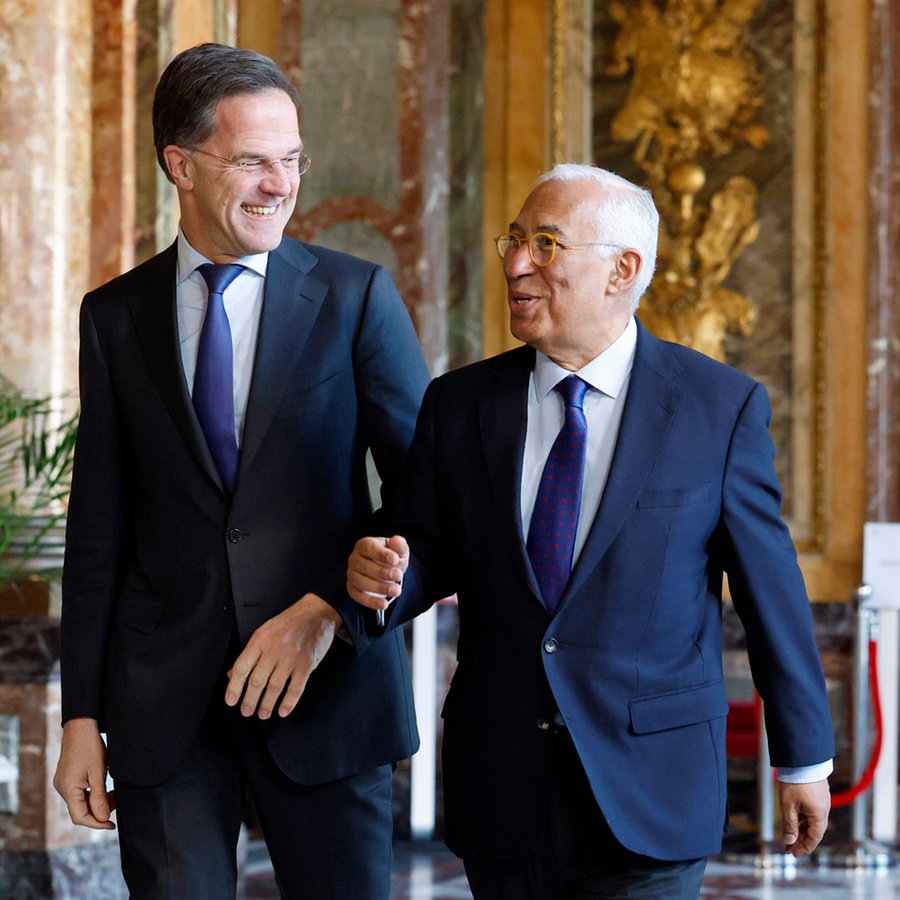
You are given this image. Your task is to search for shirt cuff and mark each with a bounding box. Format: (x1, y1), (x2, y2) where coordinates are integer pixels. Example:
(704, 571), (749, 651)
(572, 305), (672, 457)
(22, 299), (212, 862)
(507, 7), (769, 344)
(776, 759), (834, 783)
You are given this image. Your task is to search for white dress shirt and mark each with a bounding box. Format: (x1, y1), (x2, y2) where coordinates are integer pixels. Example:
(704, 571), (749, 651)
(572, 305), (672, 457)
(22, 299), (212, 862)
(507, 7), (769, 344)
(521, 316), (636, 562)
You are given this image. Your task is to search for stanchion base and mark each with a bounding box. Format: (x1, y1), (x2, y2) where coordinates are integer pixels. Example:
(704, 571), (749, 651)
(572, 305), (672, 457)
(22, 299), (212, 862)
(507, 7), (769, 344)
(816, 839), (899, 869)
(721, 840), (804, 869)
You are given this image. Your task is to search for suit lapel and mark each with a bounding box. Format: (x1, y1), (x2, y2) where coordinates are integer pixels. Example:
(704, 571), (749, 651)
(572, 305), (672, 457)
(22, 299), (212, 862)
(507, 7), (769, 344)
(478, 334), (684, 611)
(127, 244), (222, 485)
(479, 347), (544, 599)
(238, 240), (327, 476)
(564, 323), (683, 601)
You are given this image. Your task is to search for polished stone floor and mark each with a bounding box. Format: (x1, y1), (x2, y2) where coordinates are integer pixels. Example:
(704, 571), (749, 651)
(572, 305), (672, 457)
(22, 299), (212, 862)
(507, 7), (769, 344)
(236, 838), (900, 899)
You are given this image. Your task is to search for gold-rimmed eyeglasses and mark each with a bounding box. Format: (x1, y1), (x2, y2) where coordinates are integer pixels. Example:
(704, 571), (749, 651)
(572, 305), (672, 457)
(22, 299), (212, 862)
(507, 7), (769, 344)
(494, 232), (624, 268)
(188, 147), (311, 178)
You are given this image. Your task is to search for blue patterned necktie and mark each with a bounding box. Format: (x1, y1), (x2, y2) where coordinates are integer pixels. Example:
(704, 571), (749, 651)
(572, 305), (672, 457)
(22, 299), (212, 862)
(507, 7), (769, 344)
(193, 263), (244, 493)
(526, 375), (589, 614)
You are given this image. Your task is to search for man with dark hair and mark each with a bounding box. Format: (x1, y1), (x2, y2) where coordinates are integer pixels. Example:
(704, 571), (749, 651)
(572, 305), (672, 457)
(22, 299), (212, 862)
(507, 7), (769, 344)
(150, 41), (303, 177)
(348, 164), (833, 899)
(53, 42), (428, 898)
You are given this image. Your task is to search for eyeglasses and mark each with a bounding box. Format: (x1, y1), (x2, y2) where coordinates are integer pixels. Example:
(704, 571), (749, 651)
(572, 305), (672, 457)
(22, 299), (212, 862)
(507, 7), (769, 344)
(188, 147), (311, 178)
(494, 232), (624, 268)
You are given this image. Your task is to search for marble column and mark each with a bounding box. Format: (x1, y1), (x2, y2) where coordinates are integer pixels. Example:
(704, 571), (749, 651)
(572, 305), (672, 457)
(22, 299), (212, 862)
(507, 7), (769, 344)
(286, 0), (451, 375)
(0, 0), (90, 399)
(91, 0), (138, 287)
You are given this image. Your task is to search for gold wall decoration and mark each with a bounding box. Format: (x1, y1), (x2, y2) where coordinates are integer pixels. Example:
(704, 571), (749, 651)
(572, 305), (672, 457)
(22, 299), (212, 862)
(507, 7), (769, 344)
(604, 0), (769, 361)
(587, 0), (872, 599)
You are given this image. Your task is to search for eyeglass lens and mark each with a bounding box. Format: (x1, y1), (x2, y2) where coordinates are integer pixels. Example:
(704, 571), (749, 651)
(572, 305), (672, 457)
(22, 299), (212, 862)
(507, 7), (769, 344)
(496, 233), (557, 266)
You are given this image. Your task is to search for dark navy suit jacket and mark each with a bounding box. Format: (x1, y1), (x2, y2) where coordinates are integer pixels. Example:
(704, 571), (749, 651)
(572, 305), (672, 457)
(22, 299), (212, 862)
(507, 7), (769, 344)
(383, 320), (834, 862)
(60, 236), (429, 787)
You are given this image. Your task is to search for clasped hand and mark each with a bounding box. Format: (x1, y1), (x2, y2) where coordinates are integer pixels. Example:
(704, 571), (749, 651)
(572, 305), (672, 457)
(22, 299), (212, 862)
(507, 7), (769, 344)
(346, 535), (409, 613)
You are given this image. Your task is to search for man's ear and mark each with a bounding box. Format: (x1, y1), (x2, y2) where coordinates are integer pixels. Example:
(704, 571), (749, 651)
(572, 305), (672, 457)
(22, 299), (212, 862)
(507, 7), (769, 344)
(162, 145), (194, 189)
(608, 249), (641, 293)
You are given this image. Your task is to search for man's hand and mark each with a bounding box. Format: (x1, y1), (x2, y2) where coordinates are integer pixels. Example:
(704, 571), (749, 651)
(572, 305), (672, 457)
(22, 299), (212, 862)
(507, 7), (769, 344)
(225, 593), (340, 720)
(347, 535), (409, 610)
(778, 779), (830, 856)
(52, 718), (116, 830)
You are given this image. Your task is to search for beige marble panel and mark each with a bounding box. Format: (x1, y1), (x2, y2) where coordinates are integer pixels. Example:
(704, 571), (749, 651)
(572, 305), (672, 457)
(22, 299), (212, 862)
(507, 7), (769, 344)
(0, 0), (92, 401)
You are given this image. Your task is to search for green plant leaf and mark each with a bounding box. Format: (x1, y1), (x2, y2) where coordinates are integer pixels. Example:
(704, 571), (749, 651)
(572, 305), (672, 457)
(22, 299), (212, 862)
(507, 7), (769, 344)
(0, 372), (78, 586)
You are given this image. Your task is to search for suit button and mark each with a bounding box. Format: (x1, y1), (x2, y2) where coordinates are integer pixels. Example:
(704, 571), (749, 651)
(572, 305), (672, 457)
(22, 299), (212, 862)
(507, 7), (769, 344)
(543, 638), (558, 654)
(228, 528), (243, 543)
(536, 718), (552, 731)
(222, 600), (234, 614)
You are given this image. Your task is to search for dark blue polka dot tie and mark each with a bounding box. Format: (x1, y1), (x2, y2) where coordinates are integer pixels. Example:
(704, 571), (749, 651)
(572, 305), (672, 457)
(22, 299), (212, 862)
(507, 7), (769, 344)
(526, 375), (589, 614)
(193, 263), (244, 494)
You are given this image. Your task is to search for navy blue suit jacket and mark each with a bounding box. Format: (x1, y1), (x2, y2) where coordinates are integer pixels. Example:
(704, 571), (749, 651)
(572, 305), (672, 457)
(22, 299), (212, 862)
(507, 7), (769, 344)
(384, 320), (834, 862)
(61, 236), (429, 787)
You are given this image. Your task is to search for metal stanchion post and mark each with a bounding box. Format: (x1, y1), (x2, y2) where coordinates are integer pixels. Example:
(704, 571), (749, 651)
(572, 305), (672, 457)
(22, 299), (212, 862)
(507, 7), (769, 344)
(817, 584), (897, 868)
(723, 703), (801, 867)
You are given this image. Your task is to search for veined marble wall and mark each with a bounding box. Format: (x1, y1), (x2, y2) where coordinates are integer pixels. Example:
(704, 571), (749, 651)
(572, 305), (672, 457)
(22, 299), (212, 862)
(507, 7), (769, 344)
(287, 0), (452, 373)
(0, 0), (90, 400)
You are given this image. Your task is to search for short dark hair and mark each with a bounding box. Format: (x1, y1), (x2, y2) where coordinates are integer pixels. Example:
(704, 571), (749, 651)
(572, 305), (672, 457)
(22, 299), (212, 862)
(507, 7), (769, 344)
(152, 43), (302, 182)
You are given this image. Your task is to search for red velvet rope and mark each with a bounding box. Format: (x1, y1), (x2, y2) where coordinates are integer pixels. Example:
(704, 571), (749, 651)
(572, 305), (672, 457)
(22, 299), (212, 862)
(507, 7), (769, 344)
(830, 639), (883, 808)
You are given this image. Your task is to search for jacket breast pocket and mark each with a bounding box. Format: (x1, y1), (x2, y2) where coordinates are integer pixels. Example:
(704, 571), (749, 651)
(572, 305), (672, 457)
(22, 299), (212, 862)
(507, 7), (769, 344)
(629, 680), (729, 735)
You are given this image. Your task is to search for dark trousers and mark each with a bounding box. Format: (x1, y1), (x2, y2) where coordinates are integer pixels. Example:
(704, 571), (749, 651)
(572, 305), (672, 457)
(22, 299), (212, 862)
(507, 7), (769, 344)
(463, 729), (707, 899)
(114, 695), (393, 899)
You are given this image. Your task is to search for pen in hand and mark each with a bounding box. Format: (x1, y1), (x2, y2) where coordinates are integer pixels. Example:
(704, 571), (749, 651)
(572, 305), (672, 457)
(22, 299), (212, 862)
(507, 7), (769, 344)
(375, 594), (396, 628)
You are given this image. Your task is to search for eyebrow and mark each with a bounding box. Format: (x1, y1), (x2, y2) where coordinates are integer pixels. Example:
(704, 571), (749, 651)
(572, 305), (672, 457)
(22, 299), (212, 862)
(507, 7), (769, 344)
(232, 145), (305, 161)
(508, 222), (565, 235)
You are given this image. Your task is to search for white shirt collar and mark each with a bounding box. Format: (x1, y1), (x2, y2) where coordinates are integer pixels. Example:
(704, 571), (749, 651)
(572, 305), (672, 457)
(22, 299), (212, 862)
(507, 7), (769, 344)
(175, 228), (269, 284)
(532, 316), (637, 401)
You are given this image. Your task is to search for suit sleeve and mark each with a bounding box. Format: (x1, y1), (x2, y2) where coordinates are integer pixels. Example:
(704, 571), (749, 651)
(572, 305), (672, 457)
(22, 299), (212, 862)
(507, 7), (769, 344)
(313, 265), (430, 637)
(368, 378), (459, 632)
(718, 383), (835, 768)
(59, 298), (129, 726)
(353, 267), (431, 508)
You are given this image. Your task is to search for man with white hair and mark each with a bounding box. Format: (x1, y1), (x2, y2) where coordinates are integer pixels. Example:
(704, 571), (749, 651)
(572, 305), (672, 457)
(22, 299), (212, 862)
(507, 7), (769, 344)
(348, 164), (833, 898)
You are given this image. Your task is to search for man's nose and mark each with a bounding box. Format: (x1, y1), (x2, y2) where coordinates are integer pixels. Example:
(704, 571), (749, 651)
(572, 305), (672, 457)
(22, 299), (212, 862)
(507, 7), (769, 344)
(259, 162), (294, 194)
(504, 240), (537, 277)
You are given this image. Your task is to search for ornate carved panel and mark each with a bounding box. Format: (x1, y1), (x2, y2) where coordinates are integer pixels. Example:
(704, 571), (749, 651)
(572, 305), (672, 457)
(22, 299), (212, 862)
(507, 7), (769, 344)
(544, 0), (870, 599)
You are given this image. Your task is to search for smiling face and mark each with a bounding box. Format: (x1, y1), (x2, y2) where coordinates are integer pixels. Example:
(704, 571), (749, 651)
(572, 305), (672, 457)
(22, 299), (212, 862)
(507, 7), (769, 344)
(163, 89), (303, 263)
(504, 178), (640, 370)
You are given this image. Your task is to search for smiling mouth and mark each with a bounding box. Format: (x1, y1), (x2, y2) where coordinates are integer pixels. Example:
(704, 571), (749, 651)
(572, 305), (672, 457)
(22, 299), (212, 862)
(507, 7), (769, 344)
(243, 204), (278, 217)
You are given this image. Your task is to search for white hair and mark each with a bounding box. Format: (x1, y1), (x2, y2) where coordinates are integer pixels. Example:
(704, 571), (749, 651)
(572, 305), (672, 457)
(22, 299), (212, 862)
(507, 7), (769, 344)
(535, 163), (660, 310)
